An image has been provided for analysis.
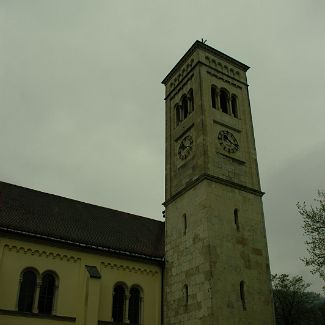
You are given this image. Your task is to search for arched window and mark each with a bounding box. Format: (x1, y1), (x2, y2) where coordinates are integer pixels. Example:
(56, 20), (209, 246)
(211, 85), (217, 109)
(240, 281), (246, 311)
(128, 287), (141, 324)
(183, 284), (189, 305)
(234, 209), (240, 232)
(182, 95), (188, 120)
(175, 91), (193, 127)
(112, 285), (125, 322)
(231, 95), (238, 118)
(188, 89), (194, 113)
(38, 273), (56, 314)
(220, 89), (228, 114)
(18, 269), (37, 312)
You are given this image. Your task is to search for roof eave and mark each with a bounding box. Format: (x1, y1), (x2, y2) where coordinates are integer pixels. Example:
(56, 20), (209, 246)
(0, 227), (164, 263)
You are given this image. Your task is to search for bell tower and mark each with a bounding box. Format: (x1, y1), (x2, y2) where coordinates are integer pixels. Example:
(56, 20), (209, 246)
(163, 41), (275, 324)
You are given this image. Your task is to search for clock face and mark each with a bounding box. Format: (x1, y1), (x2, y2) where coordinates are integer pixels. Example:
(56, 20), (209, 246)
(178, 135), (193, 160)
(218, 130), (239, 153)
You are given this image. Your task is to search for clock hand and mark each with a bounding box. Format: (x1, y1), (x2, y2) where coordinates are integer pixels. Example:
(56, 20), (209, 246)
(224, 135), (238, 147)
(224, 135), (232, 144)
(228, 139), (236, 146)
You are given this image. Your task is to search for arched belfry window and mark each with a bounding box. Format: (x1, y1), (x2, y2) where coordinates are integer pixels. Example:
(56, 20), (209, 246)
(18, 269), (37, 312)
(128, 287), (141, 324)
(38, 273), (56, 314)
(211, 85), (217, 109)
(112, 284), (126, 322)
(231, 95), (239, 118)
(175, 90), (194, 127)
(220, 89), (229, 114)
(188, 89), (194, 113)
(240, 281), (247, 311)
(182, 95), (188, 120)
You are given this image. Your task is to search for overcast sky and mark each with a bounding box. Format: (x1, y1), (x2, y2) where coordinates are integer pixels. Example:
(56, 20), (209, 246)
(1, 1), (324, 293)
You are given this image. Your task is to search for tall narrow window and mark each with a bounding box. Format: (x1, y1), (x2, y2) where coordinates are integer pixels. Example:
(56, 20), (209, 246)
(211, 85), (217, 109)
(38, 273), (56, 314)
(112, 285), (125, 322)
(231, 95), (238, 118)
(183, 284), (189, 305)
(182, 95), (188, 120)
(188, 89), (194, 113)
(183, 213), (187, 235)
(234, 209), (240, 232)
(220, 89), (228, 114)
(128, 287), (141, 324)
(18, 269), (37, 312)
(240, 281), (246, 311)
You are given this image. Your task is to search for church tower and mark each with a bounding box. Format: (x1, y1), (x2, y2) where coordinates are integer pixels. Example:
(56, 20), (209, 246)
(162, 41), (275, 324)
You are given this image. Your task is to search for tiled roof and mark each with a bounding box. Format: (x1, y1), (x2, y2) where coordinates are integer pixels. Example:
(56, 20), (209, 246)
(0, 181), (165, 261)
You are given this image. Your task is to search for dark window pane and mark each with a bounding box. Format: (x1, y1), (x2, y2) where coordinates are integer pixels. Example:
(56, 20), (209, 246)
(231, 96), (238, 118)
(188, 89), (194, 113)
(112, 285), (125, 322)
(18, 270), (37, 312)
(182, 96), (188, 119)
(128, 287), (140, 324)
(38, 273), (55, 314)
(220, 90), (228, 114)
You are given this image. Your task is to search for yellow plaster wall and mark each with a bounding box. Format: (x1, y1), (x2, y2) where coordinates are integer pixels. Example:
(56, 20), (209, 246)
(0, 315), (74, 325)
(0, 234), (162, 325)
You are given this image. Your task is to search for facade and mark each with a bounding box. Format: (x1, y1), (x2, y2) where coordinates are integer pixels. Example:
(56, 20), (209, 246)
(0, 41), (275, 325)
(163, 41), (275, 324)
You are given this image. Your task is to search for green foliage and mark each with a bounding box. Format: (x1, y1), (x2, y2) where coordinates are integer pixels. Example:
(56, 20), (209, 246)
(272, 273), (325, 325)
(297, 191), (325, 282)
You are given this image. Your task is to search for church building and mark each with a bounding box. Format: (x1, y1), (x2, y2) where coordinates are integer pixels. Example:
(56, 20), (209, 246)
(0, 41), (275, 325)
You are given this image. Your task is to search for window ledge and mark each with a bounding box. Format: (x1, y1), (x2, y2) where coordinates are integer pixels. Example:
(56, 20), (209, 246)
(0, 309), (76, 322)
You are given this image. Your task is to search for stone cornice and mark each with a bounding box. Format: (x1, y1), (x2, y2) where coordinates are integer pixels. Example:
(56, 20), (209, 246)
(162, 40), (249, 85)
(164, 173), (264, 207)
(3, 244), (80, 262)
(101, 261), (159, 276)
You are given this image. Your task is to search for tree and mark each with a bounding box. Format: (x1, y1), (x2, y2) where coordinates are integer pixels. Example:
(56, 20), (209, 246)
(271, 273), (323, 325)
(315, 297), (325, 325)
(297, 190), (325, 283)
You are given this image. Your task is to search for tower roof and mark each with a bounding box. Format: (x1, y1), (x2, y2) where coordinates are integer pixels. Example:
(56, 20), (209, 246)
(162, 40), (250, 85)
